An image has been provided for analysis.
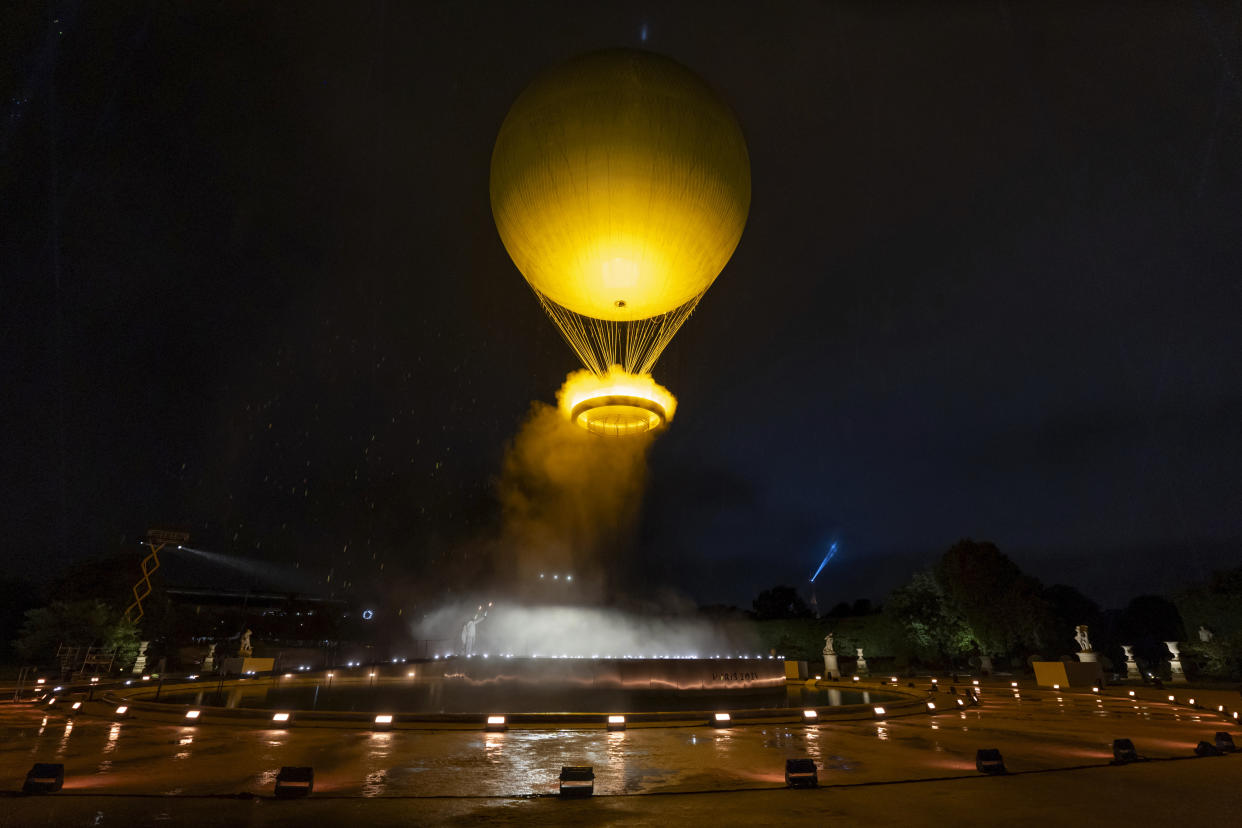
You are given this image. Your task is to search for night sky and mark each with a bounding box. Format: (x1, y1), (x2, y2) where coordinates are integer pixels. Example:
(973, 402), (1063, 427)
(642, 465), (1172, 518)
(6, 2), (1241, 610)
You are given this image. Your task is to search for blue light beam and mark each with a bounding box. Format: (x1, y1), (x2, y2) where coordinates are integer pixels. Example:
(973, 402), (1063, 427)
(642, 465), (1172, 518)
(809, 542), (837, 582)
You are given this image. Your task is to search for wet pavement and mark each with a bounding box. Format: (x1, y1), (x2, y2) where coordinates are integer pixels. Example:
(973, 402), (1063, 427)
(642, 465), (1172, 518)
(0, 682), (1238, 825)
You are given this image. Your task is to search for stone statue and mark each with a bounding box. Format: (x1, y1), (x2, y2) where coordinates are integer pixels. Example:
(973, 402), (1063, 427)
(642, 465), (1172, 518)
(1122, 644), (1141, 679)
(202, 643), (216, 672)
(855, 647), (865, 658)
(821, 633), (840, 679)
(238, 629), (253, 658)
(461, 602), (492, 655)
(1074, 625), (1092, 652)
(1199, 625), (1214, 643)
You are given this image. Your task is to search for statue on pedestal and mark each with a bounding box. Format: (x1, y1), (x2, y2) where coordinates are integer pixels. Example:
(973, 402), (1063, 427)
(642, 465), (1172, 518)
(855, 647), (870, 677)
(238, 629), (253, 658)
(131, 641), (149, 675)
(1166, 641), (1187, 683)
(821, 633), (840, 679)
(1074, 625), (1092, 652)
(461, 602), (492, 655)
(1122, 644), (1141, 679)
(202, 643), (216, 672)
(1198, 625), (1214, 643)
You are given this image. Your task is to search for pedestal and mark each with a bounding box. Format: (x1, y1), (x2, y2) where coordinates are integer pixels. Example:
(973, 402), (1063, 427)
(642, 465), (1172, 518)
(979, 656), (994, 675)
(855, 657), (870, 678)
(131, 642), (150, 675)
(220, 656), (275, 675)
(1169, 659), (1188, 683)
(1076, 651), (1098, 663)
(1125, 658), (1140, 680)
(822, 653), (840, 679)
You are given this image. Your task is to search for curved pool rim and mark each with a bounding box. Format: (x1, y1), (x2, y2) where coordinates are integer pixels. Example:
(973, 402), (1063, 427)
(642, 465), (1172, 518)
(101, 667), (927, 730)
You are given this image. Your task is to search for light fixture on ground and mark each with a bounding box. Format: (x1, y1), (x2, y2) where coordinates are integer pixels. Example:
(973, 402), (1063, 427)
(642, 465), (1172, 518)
(712, 712), (731, 727)
(274, 766), (314, 798)
(184, 709), (201, 721)
(70, 701), (82, 713)
(784, 758), (818, 788)
(802, 710), (818, 723)
(606, 715), (626, 732)
(272, 712), (291, 725)
(1214, 732), (1236, 752)
(373, 714), (394, 731)
(114, 705), (129, 718)
(486, 715), (507, 732)
(872, 706), (886, 718)
(926, 701), (937, 711)
(975, 748), (1006, 774)
(1112, 738), (1140, 764)
(23, 763), (64, 794)
(1194, 740), (1224, 757)
(558, 766), (594, 798)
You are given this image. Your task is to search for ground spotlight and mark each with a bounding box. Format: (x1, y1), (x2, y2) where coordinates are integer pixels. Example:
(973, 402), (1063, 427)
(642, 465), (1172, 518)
(373, 714), (394, 730)
(1111, 738), (1140, 764)
(272, 712), (291, 725)
(114, 705), (129, 718)
(23, 763), (64, 794)
(1194, 740), (1224, 757)
(607, 715), (626, 732)
(975, 748), (1006, 774)
(1214, 732), (1236, 752)
(802, 710), (818, 723)
(486, 715), (507, 732)
(558, 766), (594, 798)
(873, 706), (886, 718)
(784, 758), (818, 788)
(70, 701), (82, 712)
(1011, 682), (1018, 688)
(274, 766), (314, 798)
(1128, 690), (1135, 697)
(184, 709), (201, 721)
(927, 702), (937, 711)
(712, 713), (731, 728)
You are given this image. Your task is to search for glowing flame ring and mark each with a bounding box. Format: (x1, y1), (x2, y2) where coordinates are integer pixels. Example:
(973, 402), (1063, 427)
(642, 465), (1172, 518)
(570, 394), (666, 436)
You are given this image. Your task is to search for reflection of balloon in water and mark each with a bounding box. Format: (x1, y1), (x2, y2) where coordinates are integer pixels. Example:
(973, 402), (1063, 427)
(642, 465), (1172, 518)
(491, 49), (750, 435)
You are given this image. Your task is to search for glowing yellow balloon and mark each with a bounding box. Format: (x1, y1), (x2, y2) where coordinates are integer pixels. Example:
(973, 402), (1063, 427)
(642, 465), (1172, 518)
(490, 49), (750, 322)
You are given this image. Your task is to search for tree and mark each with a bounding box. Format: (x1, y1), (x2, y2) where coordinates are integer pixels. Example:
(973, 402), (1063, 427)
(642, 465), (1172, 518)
(1042, 584), (1102, 656)
(12, 600), (140, 667)
(751, 585), (812, 620)
(886, 570), (973, 664)
(1175, 566), (1242, 678)
(933, 539), (1051, 657)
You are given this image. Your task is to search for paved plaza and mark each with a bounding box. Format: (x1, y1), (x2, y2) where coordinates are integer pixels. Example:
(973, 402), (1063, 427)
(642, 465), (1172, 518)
(1, 681), (1238, 826)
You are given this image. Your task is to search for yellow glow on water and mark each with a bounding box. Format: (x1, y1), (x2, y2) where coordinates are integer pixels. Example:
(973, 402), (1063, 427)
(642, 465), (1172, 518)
(557, 366), (677, 435)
